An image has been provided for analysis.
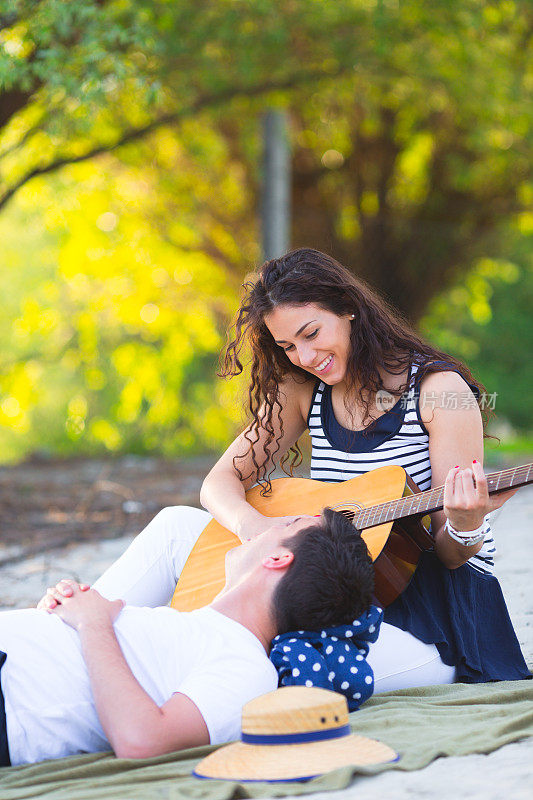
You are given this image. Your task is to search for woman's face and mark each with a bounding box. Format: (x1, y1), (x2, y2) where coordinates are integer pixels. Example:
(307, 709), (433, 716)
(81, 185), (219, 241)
(264, 303), (353, 385)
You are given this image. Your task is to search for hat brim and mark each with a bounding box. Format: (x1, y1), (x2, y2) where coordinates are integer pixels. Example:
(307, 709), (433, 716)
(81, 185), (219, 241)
(193, 733), (399, 783)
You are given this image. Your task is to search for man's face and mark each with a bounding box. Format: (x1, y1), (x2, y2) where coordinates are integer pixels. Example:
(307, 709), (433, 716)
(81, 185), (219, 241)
(225, 515), (319, 583)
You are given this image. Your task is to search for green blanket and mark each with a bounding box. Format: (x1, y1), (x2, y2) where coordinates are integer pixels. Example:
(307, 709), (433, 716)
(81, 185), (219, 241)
(1, 681), (531, 800)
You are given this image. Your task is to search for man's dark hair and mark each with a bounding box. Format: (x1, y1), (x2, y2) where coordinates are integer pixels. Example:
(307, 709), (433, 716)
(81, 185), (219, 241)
(271, 508), (374, 635)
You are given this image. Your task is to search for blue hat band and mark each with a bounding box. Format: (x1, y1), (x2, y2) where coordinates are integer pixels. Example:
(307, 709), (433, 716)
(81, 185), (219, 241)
(241, 723), (351, 746)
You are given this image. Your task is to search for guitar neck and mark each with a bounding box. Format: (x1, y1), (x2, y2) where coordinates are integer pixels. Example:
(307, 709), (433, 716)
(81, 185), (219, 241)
(353, 463), (533, 531)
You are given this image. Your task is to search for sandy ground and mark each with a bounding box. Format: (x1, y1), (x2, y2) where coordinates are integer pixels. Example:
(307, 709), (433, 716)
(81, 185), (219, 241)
(0, 483), (531, 798)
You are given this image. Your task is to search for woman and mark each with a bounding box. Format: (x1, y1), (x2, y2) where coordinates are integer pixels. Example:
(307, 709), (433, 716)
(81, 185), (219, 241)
(200, 247), (529, 689)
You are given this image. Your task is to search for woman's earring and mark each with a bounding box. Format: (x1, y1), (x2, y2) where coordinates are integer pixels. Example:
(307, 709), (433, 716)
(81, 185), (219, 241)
(350, 314), (355, 320)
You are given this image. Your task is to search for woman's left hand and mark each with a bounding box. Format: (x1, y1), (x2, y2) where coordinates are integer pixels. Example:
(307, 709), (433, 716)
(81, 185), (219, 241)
(444, 460), (519, 532)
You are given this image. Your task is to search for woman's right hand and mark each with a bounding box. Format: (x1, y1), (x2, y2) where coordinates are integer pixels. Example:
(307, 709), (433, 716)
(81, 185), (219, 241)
(235, 508), (307, 543)
(200, 375), (311, 542)
(37, 578), (90, 611)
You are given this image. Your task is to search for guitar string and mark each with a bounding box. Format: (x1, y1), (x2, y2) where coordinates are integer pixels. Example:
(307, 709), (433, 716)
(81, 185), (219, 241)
(345, 464), (532, 531)
(353, 464), (531, 530)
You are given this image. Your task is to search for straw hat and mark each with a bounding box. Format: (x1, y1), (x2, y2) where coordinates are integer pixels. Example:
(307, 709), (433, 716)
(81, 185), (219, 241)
(193, 686), (398, 783)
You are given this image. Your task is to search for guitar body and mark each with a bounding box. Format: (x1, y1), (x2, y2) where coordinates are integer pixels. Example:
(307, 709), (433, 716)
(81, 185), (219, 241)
(171, 466), (434, 611)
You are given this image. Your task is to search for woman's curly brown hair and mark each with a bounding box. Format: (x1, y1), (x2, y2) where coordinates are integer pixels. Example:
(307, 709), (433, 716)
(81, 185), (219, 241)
(221, 248), (489, 494)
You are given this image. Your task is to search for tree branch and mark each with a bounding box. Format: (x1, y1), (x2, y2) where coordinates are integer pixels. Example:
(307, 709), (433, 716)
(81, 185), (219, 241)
(0, 65), (348, 212)
(0, 109), (51, 159)
(0, 85), (42, 129)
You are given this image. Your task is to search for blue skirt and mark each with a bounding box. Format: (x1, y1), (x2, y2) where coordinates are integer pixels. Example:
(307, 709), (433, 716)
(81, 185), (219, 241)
(384, 553), (530, 683)
(0, 651), (10, 767)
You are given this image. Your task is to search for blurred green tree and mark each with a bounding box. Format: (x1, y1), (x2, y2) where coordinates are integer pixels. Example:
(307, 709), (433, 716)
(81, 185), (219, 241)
(1, 1), (532, 319)
(0, 159), (249, 461)
(420, 224), (533, 432)
(0, 1), (531, 462)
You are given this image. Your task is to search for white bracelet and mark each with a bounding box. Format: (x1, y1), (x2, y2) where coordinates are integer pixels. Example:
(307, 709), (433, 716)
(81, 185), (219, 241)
(445, 518), (487, 547)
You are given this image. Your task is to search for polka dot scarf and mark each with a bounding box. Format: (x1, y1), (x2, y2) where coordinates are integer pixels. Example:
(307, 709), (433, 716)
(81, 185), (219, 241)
(269, 605), (383, 711)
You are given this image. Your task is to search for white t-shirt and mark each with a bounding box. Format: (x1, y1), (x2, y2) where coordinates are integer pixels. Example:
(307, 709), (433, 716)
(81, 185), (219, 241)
(0, 605), (278, 765)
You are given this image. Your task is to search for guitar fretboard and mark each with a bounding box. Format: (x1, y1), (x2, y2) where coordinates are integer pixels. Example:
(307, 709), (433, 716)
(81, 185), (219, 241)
(350, 463), (532, 531)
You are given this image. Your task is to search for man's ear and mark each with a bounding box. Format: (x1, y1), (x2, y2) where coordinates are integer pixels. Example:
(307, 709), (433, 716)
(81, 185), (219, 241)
(262, 551), (294, 571)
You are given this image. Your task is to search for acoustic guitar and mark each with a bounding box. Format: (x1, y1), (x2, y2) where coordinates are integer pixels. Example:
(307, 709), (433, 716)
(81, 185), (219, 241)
(171, 462), (532, 610)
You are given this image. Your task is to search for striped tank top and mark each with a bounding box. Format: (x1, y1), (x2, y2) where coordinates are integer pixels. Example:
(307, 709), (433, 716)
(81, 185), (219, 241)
(306, 364), (495, 575)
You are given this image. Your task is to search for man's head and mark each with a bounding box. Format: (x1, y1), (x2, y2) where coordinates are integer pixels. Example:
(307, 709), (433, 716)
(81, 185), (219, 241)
(224, 508), (374, 635)
(271, 508), (374, 634)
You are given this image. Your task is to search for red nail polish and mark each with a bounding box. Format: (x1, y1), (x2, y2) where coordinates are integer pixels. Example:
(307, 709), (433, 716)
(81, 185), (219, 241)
(455, 465), (459, 469)
(473, 459), (477, 463)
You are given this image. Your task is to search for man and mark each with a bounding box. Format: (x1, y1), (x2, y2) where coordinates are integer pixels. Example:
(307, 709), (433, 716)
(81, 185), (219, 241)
(0, 507), (373, 766)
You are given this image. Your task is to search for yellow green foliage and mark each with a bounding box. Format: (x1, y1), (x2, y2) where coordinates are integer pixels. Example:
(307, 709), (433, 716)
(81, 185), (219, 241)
(0, 156), (249, 462)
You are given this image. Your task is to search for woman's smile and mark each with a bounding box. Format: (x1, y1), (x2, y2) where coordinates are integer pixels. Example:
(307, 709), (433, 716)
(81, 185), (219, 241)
(315, 354), (333, 373)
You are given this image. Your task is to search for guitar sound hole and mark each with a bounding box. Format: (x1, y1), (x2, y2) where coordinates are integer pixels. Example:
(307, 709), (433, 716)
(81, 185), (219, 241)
(330, 502), (363, 521)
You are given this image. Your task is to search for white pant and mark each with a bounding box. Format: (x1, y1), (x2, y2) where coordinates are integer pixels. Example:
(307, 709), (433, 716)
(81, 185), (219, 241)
(93, 506), (211, 607)
(367, 623), (455, 693)
(93, 505), (455, 692)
